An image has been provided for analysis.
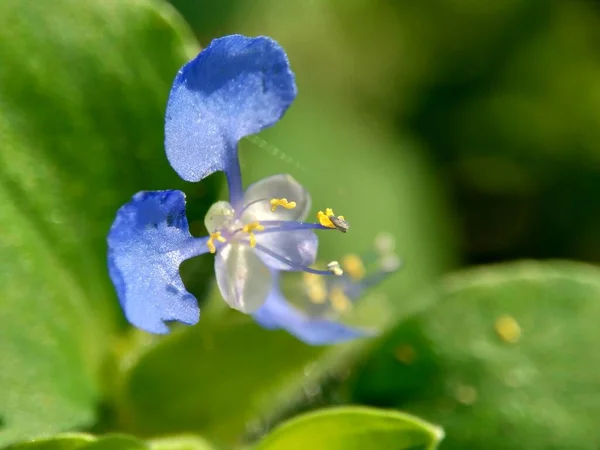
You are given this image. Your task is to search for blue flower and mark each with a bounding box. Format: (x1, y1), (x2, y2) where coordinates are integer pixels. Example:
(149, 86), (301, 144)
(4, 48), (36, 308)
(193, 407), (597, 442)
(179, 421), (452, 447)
(253, 234), (401, 345)
(107, 35), (348, 336)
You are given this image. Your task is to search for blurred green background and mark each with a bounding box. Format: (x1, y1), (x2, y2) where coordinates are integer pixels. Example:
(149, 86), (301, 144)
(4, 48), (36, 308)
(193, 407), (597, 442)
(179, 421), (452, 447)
(2, 0), (600, 449)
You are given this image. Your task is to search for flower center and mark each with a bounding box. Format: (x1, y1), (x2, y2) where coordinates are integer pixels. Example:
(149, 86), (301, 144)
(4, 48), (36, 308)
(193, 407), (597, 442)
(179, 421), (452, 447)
(241, 221), (265, 248)
(205, 197), (302, 254)
(204, 197), (350, 277)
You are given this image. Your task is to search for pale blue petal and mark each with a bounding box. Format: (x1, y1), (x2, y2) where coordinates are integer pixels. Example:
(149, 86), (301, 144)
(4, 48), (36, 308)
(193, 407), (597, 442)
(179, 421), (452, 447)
(164, 35), (297, 183)
(241, 174), (311, 223)
(255, 230), (318, 271)
(107, 190), (208, 333)
(253, 276), (369, 345)
(214, 243), (272, 313)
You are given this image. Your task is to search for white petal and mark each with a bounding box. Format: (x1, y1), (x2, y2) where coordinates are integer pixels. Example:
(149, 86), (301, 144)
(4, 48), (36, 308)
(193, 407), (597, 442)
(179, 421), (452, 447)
(204, 200), (234, 233)
(255, 230), (318, 271)
(241, 174), (311, 223)
(215, 243), (272, 313)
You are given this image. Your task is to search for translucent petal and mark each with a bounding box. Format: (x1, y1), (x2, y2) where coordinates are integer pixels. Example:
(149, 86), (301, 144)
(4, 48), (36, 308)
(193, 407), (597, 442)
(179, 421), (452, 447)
(255, 230), (318, 271)
(204, 200), (234, 233)
(164, 35), (297, 182)
(253, 277), (369, 345)
(107, 190), (208, 333)
(214, 243), (272, 313)
(241, 174), (311, 223)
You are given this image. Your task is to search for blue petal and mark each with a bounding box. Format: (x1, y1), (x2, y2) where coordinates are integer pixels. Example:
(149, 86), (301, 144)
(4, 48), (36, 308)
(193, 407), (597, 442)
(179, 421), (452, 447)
(107, 190), (208, 334)
(165, 35), (297, 183)
(253, 277), (369, 346)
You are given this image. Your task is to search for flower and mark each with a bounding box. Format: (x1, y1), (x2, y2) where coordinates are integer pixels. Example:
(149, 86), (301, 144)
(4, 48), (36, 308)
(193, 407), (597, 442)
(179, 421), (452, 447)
(107, 35), (347, 335)
(203, 173), (342, 314)
(253, 234), (402, 345)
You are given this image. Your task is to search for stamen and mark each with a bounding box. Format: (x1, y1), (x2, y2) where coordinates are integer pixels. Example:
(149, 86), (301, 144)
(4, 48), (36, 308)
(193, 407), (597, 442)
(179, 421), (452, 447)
(330, 286), (352, 312)
(254, 243), (334, 275)
(327, 261), (344, 276)
(342, 254), (365, 280)
(303, 273), (327, 304)
(207, 232), (226, 254)
(317, 208), (349, 232)
(253, 220), (330, 233)
(242, 221), (265, 248)
(270, 198), (297, 212)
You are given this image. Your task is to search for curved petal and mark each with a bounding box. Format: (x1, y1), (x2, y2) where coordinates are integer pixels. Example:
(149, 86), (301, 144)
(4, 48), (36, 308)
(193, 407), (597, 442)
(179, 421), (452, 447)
(254, 230), (318, 271)
(253, 278), (369, 346)
(107, 190), (208, 333)
(165, 35), (297, 183)
(204, 200), (234, 233)
(214, 243), (272, 313)
(241, 174), (311, 223)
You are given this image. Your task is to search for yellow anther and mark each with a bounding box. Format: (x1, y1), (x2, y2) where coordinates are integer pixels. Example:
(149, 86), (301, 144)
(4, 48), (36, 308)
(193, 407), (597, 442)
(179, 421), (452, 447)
(317, 211), (334, 228)
(242, 221), (265, 233)
(207, 232), (226, 254)
(303, 273), (327, 304)
(327, 261), (344, 276)
(270, 198), (297, 212)
(342, 254), (365, 280)
(330, 286), (352, 312)
(242, 221), (265, 248)
(317, 208), (349, 232)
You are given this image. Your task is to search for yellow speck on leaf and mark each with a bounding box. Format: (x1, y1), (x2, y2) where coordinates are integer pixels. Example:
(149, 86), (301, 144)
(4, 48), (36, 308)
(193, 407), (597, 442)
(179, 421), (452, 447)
(495, 315), (521, 344)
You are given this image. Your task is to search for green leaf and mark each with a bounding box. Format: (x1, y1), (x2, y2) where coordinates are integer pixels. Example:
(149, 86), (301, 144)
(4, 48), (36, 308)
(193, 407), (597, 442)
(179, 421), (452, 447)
(116, 318), (321, 443)
(0, 0), (204, 444)
(149, 436), (216, 450)
(7, 433), (216, 450)
(254, 406), (443, 450)
(6, 434), (95, 450)
(115, 96), (457, 444)
(80, 436), (146, 450)
(351, 260), (600, 449)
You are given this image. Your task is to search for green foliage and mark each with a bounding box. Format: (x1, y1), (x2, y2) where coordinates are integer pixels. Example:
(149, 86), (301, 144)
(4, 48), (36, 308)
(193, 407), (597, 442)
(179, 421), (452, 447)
(0, 0), (213, 445)
(254, 406), (443, 450)
(6, 434), (214, 450)
(349, 261), (600, 449)
(3, 0), (600, 449)
(116, 318), (321, 442)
